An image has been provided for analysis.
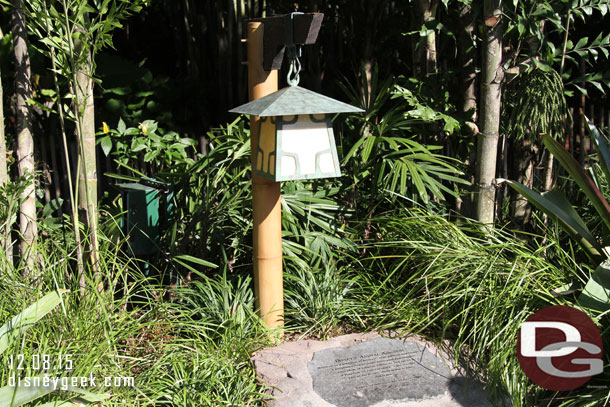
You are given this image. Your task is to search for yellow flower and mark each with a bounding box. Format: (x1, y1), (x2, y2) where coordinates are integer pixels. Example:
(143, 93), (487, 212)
(138, 122), (148, 134)
(102, 122), (109, 134)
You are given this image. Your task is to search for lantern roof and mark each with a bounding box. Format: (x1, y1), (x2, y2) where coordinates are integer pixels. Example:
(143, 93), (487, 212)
(229, 85), (364, 116)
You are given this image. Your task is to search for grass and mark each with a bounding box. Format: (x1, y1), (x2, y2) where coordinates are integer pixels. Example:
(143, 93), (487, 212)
(283, 208), (610, 406)
(2, 203), (610, 406)
(349, 210), (566, 406)
(0, 234), (272, 407)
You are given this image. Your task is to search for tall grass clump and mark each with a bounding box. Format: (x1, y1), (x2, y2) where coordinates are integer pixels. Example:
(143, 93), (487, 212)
(0, 208), (270, 406)
(351, 208), (599, 406)
(173, 266), (261, 341)
(283, 253), (360, 338)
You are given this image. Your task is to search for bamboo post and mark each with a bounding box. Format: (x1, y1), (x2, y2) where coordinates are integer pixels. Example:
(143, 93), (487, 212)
(474, 0), (503, 227)
(247, 21), (283, 331)
(11, 0), (38, 275)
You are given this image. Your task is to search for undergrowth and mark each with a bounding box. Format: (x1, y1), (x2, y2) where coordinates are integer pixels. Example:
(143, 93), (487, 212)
(1, 194), (609, 406)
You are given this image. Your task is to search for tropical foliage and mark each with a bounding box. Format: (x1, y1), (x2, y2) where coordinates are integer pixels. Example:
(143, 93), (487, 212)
(3, 0), (610, 406)
(507, 122), (610, 312)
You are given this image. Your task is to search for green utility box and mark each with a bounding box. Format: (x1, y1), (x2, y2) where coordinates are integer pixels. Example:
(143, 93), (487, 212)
(116, 179), (173, 256)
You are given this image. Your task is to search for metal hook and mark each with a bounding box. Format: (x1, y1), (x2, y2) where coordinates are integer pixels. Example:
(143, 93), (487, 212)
(287, 57), (301, 86)
(285, 12), (303, 87)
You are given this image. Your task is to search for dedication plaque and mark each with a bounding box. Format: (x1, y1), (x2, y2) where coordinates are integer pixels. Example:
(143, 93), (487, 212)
(308, 337), (451, 407)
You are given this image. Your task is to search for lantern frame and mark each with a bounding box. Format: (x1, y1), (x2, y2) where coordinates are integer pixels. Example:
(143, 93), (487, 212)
(230, 85), (363, 182)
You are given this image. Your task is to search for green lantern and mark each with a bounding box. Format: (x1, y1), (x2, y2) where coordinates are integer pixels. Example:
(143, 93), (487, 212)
(230, 85), (363, 181)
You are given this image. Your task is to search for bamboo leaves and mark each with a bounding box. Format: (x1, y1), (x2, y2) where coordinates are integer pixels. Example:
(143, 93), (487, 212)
(504, 69), (569, 142)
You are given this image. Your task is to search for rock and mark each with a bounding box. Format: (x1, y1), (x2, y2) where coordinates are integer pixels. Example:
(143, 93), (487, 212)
(308, 337), (452, 407)
(252, 332), (500, 407)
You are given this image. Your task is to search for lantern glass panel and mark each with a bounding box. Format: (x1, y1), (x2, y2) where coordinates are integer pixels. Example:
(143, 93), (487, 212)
(279, 115), (330, 177)
(254, 114), (342, 181)
(256, 117), (277, 177)
(275, 114), (341, 181)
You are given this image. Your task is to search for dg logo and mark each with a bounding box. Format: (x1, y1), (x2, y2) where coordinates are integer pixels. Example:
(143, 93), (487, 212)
(517, 305), (603, 391)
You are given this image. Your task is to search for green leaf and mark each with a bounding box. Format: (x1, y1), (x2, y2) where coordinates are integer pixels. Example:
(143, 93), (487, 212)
(578, 262), (610, 312)
(362, 136), (376, 163)
(147, 132), (161, 143)
(131, 139), (147, 152)
(124, 127), (140, 136)
(541, 133), (610, 235)
(180, 137), (196, 146)
(174, 254), (218, 269)
(0, 383), (56, 407)
(587, 120), (610, 184)
(35, 401), (82, 407)
(572, 83), (588, 96)
(0, 291), (67, 355)
(135, 91), (154, 98)
(506, 181), (603, 263)
(104, 172), (139, 182)
(590, 80), (605, 93)
(575, 36), (588, 50)
(42, 198), (64, 217)
(40, 89), (56, 98)
(117, 118), (126, 134)
(105, 86), (131, 96)
(143, 151), (158, 162)
(99, 136), (112, 156)
(0, 379), (108, 407)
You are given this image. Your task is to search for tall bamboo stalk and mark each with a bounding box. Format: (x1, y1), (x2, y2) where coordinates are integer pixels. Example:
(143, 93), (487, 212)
(0, 30), (13, 265)
(456, 3), (477, 216)
(73, 44), (100, 283)
(61, 1), (100, 285)
(475, 0), (503, 226)
(47, 119), (63, 219)
(11, 0), (37, 275)
(417, 0), (438, 75)
(41, 0), (85, 288)
(0, 58), (7, 189)
(0, 40), (9, 262)
(459, 4), (477, 120)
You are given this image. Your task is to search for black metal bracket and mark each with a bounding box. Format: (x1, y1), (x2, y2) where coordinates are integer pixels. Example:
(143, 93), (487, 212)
(248, 13), (323, 71)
